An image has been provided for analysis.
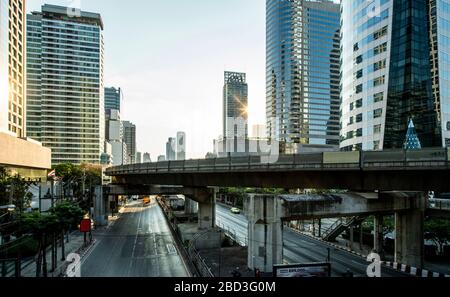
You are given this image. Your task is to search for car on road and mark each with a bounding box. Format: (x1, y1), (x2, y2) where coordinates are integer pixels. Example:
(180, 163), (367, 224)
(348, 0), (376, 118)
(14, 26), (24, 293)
(230, 207), (241, 214)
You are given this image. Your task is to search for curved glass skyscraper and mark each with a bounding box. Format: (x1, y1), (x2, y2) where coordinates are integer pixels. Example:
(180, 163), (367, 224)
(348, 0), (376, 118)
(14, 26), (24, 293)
(266, 0), (341, 153)
(340, 0), (444, 151)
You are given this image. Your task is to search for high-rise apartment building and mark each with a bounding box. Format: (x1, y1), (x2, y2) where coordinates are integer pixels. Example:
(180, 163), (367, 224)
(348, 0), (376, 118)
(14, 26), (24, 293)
(135, 151), (142, 164)
(105, 87), (122, 112)
(176, 131), (186, 160)
(340, 0), (442, 151)
(26, 5), (105, 164)
(223, 71), (248, 139)
(1, 0), (26, 138)
(266, 0), (341, 153)
(166, 137), (176, 161)
(0, 0), (51, 179)
(123, 121), (136, 163)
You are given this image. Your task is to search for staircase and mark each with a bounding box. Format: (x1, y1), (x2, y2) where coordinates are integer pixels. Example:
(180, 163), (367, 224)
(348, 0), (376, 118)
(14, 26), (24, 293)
(322, 216), (367, 242)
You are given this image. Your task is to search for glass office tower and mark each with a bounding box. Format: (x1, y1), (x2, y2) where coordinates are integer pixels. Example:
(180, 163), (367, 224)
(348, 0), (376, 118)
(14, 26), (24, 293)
(430, 0), (450, 146)
(105, 87), (122, 112)
(340, 0), (441, 151)
(223, 71), (248, 139)
(26, 5), (105, 164)
(266, 0), (341, 153)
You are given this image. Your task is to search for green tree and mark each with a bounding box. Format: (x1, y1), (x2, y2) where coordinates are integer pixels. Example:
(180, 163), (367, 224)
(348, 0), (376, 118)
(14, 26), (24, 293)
(425, 219), (450, 255)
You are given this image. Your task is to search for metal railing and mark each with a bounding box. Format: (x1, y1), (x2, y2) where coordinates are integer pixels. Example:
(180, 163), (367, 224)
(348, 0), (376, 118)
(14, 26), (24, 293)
(106, 148), (450, 176)
(187, 230), (215, 277)
(428, 199), (450, 210)
(216, 221), (247, 247)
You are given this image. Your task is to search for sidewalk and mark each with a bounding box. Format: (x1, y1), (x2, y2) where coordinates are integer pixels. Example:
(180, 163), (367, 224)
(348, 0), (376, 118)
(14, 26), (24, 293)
(18, 231), (96, 277)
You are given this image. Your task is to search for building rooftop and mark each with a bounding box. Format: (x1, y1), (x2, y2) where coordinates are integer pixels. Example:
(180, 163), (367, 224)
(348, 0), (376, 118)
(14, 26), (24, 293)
(32, 4), (104, 30)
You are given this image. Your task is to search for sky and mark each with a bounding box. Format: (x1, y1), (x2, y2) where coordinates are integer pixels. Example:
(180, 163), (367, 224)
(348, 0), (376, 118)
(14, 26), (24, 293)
(27, 0), (267, 160)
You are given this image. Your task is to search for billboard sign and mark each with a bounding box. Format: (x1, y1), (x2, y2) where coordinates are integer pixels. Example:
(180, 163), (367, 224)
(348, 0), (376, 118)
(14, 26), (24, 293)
(273, 263), (331, 277)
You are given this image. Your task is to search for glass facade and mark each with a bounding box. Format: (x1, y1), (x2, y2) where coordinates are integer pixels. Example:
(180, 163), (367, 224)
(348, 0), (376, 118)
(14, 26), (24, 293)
(384, 0), (438, 149)
(223, 71), (248, 139)
(26, 5), (105, 165)
(105, 86), (122, 112)
(340, 0), (444, 151)
(431, 0), (450, 146)
(266, 0), (340, 152)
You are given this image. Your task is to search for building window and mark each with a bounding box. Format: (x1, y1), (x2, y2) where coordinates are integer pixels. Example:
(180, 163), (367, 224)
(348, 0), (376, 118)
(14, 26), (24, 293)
(355, 84), (363, 94)
(356, 99), (363, 108)
(356, 128), (363, 137)
(374, 92), (384, 103)
(374, 124), (382, 134)
(373, 42), (387, 55)
(355, 69), (363, 79)
(355, 55), (363, 64)
(374, 108), (383, 118)
(373, 59), (386, 71)
(373, 76), (385, 87)
(356, 113), (363, 123)
(373, 140), (380, 150)
(373, 26), (388, 40)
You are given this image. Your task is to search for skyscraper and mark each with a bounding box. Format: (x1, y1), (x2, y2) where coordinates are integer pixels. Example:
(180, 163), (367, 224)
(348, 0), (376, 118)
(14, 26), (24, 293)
(266, 0), (341, 153)
(26, 5), (105, 164)
(340, 0), (441, 151)
(143, 152), (152, 163)
(0, 0), (51, 179)
(166, 137), (176, 161)
(429, 0), (450, 146)
(1, 0), (26, 138)
(176, 131), (186, 160)
(105, 87), (122, 112)
(123, 121), (136, 164)
(223, 71), (248, 139)
(135, 151), (142, 164)
(108, 110), (127, 166)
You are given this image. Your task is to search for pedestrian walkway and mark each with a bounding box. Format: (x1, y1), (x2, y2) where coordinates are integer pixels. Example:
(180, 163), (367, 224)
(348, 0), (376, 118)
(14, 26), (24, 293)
(18, 231), (95, 277)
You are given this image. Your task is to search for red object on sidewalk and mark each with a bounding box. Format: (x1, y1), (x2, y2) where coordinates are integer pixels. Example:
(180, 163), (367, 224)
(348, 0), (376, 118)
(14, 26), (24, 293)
(80, 219), (91, 233)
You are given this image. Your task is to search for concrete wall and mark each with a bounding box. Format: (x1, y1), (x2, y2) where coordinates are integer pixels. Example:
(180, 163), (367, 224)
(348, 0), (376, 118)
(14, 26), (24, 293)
(0, 132), (51, 177)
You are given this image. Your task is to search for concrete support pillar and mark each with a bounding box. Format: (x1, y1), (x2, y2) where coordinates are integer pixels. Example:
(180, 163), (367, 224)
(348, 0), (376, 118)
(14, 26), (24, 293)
(395, 209), (424, 267)
(349, 225), (354, 250)
(373, 215), (384, 255)
(246, 195), (283, 273)
(184, 197), (198, 215)
(94, 186), (107, 226)
(196, 189), (216, 230)
(318, 219), (322, 237)
(394, 193), (426, 268)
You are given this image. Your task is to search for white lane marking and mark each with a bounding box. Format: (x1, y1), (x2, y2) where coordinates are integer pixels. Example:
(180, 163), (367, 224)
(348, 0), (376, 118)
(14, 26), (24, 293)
(127, 206), (143, 275)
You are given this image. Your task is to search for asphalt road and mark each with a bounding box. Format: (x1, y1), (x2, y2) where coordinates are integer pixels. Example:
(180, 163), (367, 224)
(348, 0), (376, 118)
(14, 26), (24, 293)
(81, 199), (189, 277)
(216, 204), (408, 277)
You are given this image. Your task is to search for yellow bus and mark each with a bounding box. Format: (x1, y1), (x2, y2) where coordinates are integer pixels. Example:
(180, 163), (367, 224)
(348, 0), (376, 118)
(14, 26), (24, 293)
(143, 196), (151, 205)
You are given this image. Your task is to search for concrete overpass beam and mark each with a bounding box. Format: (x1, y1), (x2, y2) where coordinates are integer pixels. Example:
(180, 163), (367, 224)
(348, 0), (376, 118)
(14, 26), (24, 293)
(394, 193), (426, 268)
(246, 195), (283, 273)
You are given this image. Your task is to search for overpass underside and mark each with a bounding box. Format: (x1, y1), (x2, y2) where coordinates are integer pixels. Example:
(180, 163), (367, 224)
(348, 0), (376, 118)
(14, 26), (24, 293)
(99, 185), (426, 272)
